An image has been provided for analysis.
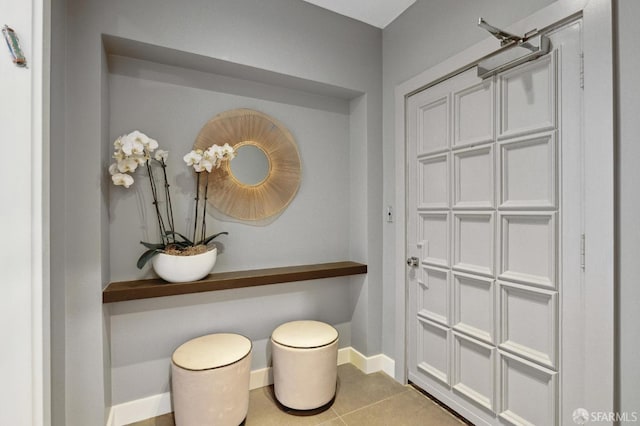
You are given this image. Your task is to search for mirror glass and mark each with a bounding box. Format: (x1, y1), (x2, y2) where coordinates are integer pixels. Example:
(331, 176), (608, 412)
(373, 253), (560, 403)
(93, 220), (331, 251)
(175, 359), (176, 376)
(230, 144), (270, 186)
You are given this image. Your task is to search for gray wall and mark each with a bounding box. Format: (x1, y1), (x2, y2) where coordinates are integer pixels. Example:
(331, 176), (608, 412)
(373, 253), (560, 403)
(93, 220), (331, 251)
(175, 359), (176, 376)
(108, 60), (352, 281)
(380, 0), (556, 372)
(55, 0), (381, 423)
(616, 0), (640, 415)
(107, 59), (356, 404)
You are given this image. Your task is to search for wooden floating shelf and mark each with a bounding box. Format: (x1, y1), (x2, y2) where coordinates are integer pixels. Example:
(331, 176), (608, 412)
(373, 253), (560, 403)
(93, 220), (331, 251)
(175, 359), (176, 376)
(103, 261), (367, 303)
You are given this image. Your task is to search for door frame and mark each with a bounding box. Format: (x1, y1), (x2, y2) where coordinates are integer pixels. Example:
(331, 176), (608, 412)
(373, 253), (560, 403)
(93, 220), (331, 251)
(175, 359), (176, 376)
(0, 0), (50, 424)
(394, 0), (614, 419)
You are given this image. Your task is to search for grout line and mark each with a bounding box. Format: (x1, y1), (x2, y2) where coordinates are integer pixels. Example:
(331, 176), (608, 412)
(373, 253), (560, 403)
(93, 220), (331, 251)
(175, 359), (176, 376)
(330, 407), (341, 423)
(333, 414), (347, 426)
(336, 387), (412, 418)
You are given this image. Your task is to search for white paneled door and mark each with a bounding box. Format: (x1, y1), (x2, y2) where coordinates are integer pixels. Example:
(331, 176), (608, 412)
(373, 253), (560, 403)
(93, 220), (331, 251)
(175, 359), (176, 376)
(407, 21), (583, 426)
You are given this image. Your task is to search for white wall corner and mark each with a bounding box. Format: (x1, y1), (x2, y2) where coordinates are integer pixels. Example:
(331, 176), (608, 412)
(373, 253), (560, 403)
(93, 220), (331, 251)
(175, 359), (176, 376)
(337, 346), (352, 365)
(346, 347), (396, 377)
(107, 347), (396, 425)
(249, 367), (273, 391)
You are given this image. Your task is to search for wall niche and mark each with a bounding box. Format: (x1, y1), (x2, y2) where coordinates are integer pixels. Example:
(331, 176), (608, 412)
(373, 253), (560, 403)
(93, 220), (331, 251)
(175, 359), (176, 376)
(104, 35), (364, 283)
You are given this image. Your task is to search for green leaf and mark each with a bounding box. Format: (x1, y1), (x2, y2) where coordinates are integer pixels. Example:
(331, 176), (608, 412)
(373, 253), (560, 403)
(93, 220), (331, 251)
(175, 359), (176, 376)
(200, 231), (229, 246)
(165, 231), (193, 245)
(136, 249), (161, 269)
(140, 241), (165, 250)
(172, 241), (191, 248)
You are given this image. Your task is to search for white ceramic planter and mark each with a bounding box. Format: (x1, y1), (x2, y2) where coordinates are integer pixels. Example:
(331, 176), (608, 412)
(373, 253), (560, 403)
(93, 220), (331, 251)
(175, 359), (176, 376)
(152, 248), (217, 283)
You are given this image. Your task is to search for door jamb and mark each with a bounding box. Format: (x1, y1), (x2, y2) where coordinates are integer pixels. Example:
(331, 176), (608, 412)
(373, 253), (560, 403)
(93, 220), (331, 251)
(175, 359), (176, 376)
(393, 0), (614, 419)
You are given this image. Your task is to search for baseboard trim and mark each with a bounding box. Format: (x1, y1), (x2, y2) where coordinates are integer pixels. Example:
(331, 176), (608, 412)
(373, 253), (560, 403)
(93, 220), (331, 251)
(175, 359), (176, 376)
(107, 392), (172, 426)
(346, 347), (395, 377)
(107, 347), (395, 426)
(248, 366), (272, 390)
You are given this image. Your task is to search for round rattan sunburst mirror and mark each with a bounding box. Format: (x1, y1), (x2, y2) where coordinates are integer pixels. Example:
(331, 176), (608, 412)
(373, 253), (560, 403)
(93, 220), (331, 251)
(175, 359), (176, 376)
(193, 109), (301, 224)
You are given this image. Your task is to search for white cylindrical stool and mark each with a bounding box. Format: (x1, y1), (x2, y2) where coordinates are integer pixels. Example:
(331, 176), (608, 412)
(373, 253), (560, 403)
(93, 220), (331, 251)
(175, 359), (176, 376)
(271, 320), (338, 410)
(171, 333), (252, 426)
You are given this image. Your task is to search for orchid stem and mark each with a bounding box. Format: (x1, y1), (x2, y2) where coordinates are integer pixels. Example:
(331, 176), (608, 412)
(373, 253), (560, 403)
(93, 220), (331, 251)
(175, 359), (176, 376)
(161, 160), (176, 244)
(193, 172), (200, 244)
(147, 161), (167, 246)
(201, 174), (209, 244)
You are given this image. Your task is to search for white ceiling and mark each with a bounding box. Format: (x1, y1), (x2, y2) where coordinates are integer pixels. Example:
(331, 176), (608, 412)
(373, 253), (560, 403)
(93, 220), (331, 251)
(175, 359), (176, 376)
(301, 0), (416, 29)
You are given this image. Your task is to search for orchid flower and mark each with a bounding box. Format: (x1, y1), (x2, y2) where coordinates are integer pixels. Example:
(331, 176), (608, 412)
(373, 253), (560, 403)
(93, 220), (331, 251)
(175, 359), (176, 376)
(222, 143), (236, 160)
(182, 143), (235, 248)
(113, 150), (124, 161)
(183, 150), (203, 168)
(108, 131), (233, 271)
(112, 173), (134, 188)
(135, 154), (149, 165)
(122, 139), (144, 156)
(126, 130), (149, 144)
(200, 157), (215, 173)
(117, 157), (139, 173)
(154, 149), (169, 162)
(207, 145), (223, 159)
(113, 136), (123, 151)
(146, 138), (159, 152)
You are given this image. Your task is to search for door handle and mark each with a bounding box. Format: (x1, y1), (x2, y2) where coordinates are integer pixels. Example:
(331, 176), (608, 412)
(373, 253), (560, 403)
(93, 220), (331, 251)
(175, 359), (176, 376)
(406, 256), (420, 267)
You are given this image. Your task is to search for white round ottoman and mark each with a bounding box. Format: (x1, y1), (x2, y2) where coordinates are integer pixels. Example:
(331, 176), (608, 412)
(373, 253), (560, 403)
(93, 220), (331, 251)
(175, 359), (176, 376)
(271, 320), (338, 410)
(171, 333), (252, 426)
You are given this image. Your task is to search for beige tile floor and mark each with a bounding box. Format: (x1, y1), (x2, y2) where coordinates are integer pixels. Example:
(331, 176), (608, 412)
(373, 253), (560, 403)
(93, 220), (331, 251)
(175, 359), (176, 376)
(128, 364), (469, 426)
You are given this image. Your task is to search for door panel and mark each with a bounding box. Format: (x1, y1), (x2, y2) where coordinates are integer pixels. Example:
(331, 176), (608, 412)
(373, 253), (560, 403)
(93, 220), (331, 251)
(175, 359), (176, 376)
(453, 212), (495, 277)
(452, 272), (495, 344)
(499, 212), (557, 288)
(499, 352), (558, 426)
(419, 212), (450, 267)
(499, 54), (556, 138)
(419, 96), (450, 154)
(454, 80), (494, 147)
(453, 144), (495, 209)
(453, 332), (497, 413)
(498, 281), (558, 368)
(407, 22), (582, 426)
(417, 318), (451, 385)
(418, 153), (449, 208)
(498, 132), (557, 209)
(418, 266), (450, 325)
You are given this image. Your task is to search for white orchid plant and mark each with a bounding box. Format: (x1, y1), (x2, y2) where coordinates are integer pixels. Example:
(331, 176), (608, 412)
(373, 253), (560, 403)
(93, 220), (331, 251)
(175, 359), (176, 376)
(109, 130), (235, 269)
